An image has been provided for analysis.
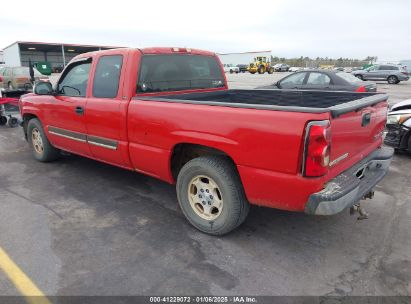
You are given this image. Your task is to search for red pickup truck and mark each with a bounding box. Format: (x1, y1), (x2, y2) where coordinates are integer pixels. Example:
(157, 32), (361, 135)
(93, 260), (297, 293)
(20, 47), (393, 235)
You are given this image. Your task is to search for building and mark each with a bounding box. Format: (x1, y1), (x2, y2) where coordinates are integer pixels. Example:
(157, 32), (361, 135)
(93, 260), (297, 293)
(2, 41), (123, 70)
(217, 50), (272, 66)
(0, 50), (4, 64)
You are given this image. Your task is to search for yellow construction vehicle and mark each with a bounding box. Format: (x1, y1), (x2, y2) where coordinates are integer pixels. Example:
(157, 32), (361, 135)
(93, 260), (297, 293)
(248, 56), (274, 74)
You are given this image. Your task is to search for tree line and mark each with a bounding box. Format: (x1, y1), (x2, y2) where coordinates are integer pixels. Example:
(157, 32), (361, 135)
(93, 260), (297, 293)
(271, 55), (378, 68)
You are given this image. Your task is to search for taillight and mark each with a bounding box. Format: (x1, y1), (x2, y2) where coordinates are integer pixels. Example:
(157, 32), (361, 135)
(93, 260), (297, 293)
(355, 86), (367, 92)
(401, 71), (408, 75)
(303, 121), (331, 177)
(0, 76), (3, 82)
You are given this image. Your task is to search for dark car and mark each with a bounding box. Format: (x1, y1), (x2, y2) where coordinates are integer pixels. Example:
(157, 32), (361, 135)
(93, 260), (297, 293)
(384, 99), (411, 152)
(258, 69), (377, 92)
(237, 64), (248, 73)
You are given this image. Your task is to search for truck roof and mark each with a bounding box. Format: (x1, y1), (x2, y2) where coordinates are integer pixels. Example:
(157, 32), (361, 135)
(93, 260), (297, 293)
(72, 47), (216, 61)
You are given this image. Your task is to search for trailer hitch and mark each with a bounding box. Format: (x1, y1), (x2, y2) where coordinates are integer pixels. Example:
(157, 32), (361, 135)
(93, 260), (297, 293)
(349, 190), (374, 220)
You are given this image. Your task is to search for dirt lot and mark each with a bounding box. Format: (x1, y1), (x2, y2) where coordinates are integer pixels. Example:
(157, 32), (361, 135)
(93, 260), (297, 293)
(0, 73), (410, 297)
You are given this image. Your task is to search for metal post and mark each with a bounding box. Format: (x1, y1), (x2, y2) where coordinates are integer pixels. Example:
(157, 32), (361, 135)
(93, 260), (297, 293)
(61, 44), (66, 67)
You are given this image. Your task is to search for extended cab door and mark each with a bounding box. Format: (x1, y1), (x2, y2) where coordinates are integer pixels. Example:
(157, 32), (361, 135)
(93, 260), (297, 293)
(84, 50), (132, 168)
(43, 58), (92, 156)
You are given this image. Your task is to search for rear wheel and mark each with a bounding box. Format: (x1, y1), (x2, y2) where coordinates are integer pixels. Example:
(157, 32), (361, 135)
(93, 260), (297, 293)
(229, 69), (233, 74)
(7, 117), (18, 128)
(258, 66), (265, 74)
(27, 118), (60, 162)
(176, 156), (249, 235)
(387, 75), (398, 84)
(355, 74), (363, 80)
(268, 67), (274, 74)
(0, 116), (7, 125)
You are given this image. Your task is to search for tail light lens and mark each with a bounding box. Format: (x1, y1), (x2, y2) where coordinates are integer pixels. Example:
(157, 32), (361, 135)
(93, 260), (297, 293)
(303, 121), (331, 177)
(0, 76), (3, 82)
(355, 86), (366, 92)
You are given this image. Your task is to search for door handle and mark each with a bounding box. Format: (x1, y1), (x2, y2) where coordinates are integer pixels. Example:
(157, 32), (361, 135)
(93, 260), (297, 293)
(362, 113), (371, 127)
(75, 106), (84, 115)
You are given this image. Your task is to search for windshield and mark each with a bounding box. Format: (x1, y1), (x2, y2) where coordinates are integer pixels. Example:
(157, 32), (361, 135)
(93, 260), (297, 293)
(337, 72), (363, 83)
(137, 54), (225, 93)
(13, 67), (41, 77)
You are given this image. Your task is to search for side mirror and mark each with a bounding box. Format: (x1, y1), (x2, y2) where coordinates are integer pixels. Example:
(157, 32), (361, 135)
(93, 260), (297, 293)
(275, 81), (281, 88)
(34, 81), (54, 95)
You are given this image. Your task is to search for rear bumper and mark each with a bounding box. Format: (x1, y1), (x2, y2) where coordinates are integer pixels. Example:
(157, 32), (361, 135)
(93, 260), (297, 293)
(304, 146), (394, 215)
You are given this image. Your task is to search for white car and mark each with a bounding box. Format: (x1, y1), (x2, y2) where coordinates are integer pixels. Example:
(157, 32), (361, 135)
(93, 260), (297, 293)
(223, 64), (239, 74)
(288, 67), (302, 72)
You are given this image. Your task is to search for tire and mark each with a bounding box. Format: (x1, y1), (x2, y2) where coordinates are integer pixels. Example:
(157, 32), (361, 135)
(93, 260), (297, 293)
(387, 75), (398, 84)
(27, 118), (60, 162)
(7, 117), (18, 128)
(258, 66), (265, 74)
(249, 71), (256, 74)
(355, 74), (363, 80)
(176, 156), (249, 235)
(268, 67), (274, 74)
(0, 116), (7, 126)
(229, 69), (233, 74)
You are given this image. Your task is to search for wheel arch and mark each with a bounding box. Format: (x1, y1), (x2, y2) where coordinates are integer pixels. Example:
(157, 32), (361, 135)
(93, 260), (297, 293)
(170, 143), (237, 182)
(22, 113), (40, 140)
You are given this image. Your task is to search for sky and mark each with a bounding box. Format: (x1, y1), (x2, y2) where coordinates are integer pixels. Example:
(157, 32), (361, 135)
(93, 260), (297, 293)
(1, 0), (410, 61)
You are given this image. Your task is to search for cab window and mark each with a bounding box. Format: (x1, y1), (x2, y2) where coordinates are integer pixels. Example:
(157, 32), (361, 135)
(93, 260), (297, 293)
(58, 59), (91, 97)
(92, 55), (123, 98)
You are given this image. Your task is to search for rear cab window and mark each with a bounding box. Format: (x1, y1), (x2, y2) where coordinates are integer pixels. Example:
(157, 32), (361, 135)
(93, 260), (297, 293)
(92, 55), (123, 98)
(137, 54), (225, 93)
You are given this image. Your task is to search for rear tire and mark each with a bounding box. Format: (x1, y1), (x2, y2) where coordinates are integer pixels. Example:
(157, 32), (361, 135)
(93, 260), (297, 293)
(27, 118), (60, 162)
(258, 66), (265, 74)
(268, 67), (274, 74)
(355, 74), (363, 80)
(176, 156), (249, 235)
(387, 75), (398, 84)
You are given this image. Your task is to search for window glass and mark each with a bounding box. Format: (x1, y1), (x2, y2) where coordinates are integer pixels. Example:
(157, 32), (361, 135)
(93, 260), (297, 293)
(58, 60), (91, 97)
(280, 72), (306, 87)
(137, 54), (225, 93)
(337, 72), (362, 83)
(368, 65), (377, 71)
(379, 65), (389, 70)
(93, 55), (123, 98)
(306, 72), (331, 85)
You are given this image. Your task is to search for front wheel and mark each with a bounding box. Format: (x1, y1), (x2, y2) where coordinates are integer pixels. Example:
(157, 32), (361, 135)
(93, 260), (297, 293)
(176, 156), (249, 235)
(27, 118), (60, 162)
(268, 67), (274, 74)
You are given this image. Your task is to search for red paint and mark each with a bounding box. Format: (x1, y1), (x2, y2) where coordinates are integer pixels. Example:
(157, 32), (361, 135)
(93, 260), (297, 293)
(20, 48), (389, 212)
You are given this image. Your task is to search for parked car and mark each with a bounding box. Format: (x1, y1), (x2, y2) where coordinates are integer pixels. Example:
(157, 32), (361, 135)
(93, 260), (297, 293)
(274, 63), (289, 72)
(222, 64), (239, 74)
(288, 67), (302, 72)
(352, 64), (409, 84)
(384, 99), (411, 152)
(333, 67), (344, 72)
(258, 69), (377, 92)
(21, 47), (392, 235)
(0, 66), (48, 91)
(237, 64), (248, 73)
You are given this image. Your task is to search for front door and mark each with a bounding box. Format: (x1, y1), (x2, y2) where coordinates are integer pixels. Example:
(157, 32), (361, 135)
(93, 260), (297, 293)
(42, 58), (92, 157)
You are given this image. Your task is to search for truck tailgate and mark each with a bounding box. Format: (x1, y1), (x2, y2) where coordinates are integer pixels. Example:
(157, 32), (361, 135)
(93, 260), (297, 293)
(327, 99), (388, 179)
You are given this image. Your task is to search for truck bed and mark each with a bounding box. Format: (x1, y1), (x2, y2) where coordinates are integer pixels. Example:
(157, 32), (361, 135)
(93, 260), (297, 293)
(140, 89), (387, 117)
